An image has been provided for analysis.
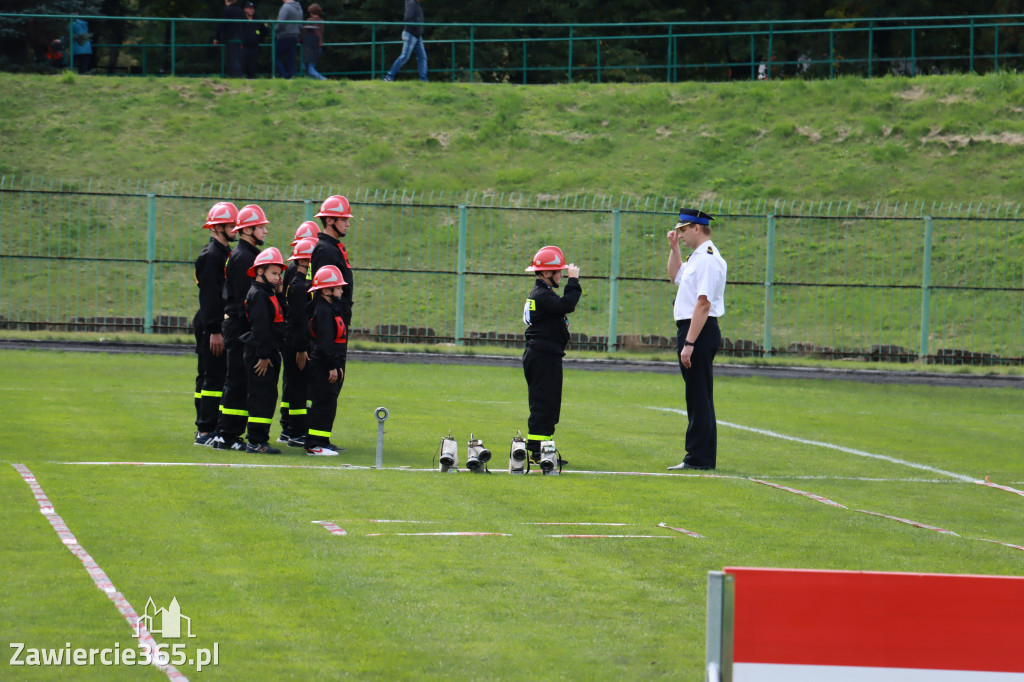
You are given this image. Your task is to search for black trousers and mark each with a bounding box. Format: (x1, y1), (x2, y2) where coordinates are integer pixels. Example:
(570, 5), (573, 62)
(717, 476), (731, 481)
(306, 358), (345, 448)
(522, 345), (563, 453)
(676, 318), (721, 469)
(216, 316), (249, 441)
(224, 41), (243, 77)
(242, 45), (259, 79)
(279, 344), (310, 438)
(194, 313), (227, 433)
(244, 347), (281, 444)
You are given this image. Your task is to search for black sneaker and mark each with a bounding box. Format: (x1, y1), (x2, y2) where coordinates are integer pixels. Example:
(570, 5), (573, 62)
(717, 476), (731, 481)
(246, 442), (282, 454)
(194, 432), (217, 447)
(276, 432), (295, 445)
(212, 436), (246, 451)
(327, 442), (347, 452)
(286, 435), (307, 448)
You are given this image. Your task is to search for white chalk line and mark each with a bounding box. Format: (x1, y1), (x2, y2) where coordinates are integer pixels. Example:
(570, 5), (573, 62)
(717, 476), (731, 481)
(647, 406), (977, 483)
(10, 464), (188, 681)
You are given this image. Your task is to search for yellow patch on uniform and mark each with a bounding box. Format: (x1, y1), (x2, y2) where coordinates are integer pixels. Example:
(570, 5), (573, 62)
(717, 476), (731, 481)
(684, 254), (690, 262)
(706, 245), (714, 254)
(528, 299), (536, 311)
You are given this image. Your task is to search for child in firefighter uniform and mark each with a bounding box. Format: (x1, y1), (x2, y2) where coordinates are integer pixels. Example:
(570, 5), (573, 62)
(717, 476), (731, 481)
(277, 222), (319, 440)
(213, 204), (271, 451)
(242, 247), (287, 454)
(304, 265), (348, 457)
(521, 245), (582, 473)
(193, 201), (236, 446)
(276, 236), (316, 448)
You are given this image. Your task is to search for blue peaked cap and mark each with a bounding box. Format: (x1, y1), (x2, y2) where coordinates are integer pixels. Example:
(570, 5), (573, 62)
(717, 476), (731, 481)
(675, 208), (714, 227)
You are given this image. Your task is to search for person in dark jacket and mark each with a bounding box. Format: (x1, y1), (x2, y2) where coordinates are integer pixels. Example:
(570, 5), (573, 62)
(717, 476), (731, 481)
(521, 245), (582, 472)
(276, 236), (316, 447)
(241, 1), (268, 79)
(275, 0), (304, 79)
(310, 195), (354, 332)
(242, 248), (287, 454)
(193, 201), (237, 446)
(214, 0), (246, 77)
(304, 265), (349, 457)
(383, 0), (427, 81)
(213, 204), (271, 451)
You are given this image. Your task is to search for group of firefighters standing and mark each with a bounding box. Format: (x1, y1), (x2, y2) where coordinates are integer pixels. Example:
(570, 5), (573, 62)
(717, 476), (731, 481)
(193, 195), (354, 457)
(192, 198), (726, 472)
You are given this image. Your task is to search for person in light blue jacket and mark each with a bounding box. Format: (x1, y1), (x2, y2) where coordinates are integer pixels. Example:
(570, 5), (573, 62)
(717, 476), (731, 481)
(72, 18), (92, 74)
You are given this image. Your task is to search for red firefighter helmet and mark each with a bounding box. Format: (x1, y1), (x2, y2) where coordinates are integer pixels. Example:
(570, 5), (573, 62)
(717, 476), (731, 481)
(232, 204), (270, 233)
(288, 237), (317, 261)
(203, 201), (238, 229)
(315, 195), (354, 219)
(291, 221), (320, 245)
(308, 265), (348, 292)
(525, 245), (568, 272)
(247, 247), (285, 277)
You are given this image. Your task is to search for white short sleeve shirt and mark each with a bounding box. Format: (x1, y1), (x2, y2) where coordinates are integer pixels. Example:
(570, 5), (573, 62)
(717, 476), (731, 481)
(673, 239), (727, 321)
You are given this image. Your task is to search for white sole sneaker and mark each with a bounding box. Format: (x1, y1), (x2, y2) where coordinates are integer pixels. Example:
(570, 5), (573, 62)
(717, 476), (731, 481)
(306, 447), (338, 457)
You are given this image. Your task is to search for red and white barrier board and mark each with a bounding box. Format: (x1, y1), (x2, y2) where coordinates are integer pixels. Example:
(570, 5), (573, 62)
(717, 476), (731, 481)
(708, 567), (1024, 682)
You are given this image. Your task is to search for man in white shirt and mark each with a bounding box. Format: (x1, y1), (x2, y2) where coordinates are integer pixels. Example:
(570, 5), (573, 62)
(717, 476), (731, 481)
(665, 208), (727, 470)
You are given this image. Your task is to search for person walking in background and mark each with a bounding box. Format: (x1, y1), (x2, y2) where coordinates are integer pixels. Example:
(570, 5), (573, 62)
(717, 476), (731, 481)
(275, 0), (303, 79)
(71, 17), (92, 74)
(241, 1), (268, 79)
(214, 0), (246, 78)
(383, 0), (427, 82)
(665, 209), (727, 471)
(301, 3), (328, 80)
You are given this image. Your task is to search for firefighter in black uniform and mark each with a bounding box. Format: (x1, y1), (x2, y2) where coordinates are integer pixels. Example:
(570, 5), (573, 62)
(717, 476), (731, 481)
(310, 195), (354, 334)
(193, 201), (236, 446)
(521, 245), (582, 473)
(242, 247), (286, 454)
(305, 265), (349, 457)
(213, 204), (271, 451)
(276, 236), (316, 447)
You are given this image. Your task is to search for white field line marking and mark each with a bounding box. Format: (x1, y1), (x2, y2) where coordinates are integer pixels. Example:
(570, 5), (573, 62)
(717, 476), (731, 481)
(969, 537), (1024, 552)
(311, 521), (347, 536)
(362, 519), (439, 523)
(523, 522), (629, 526)
(978, 476), (1024, 498)
(11, 464), (188, 682)
(547, 534), (681, 539)
(657, 522), (706, 538)
(749, 478), (848, 508)
(647, 406), (978, 483)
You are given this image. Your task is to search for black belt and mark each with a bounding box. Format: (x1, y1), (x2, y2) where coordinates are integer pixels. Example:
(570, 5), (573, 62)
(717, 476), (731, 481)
(676, 317), (717, 328)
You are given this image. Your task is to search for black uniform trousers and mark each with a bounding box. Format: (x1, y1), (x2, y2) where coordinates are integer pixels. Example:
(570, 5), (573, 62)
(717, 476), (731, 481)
(242, 45), (259, 78)
(306, 358), (345, 448)
(676, 317), (721, 469)
(522, 345), (563, 454)
(216, 315), (249, 441)
(224, 41), (243, 77)
(243, 347), (281, 444)
(194, 312), (227, 433)
(279, 344), (310, 438)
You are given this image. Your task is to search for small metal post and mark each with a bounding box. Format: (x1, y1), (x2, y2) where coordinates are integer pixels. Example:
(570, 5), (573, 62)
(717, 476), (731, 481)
(304, 199), (314, 221)
(607, 209), (621, 351)
(374, 407), (389, 468)
(919, 216), (934, 360)
(763, 215), (776, 357)
(455, 204), (467, 345)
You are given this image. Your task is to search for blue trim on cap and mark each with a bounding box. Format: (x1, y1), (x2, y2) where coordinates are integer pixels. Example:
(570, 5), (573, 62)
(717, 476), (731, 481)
(677, 213), (711, 226)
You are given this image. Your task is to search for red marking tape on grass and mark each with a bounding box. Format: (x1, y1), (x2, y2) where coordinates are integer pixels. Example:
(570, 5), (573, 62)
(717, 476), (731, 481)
(547, 534), (680, 539)
(366, 528), (512, 532)
(978, 476), (1024, 498)
(855, 509), (960, 536)
(749, 478), (848, 508)
(969, 536), (1024, 552)
(311, 520), (347, 536)
(11, 464), (188, 682)
(657, 522), (706, 538)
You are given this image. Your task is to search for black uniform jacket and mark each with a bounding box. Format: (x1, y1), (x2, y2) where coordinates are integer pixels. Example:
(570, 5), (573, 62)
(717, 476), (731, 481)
(310, 232), (353, 327)
(223, 240), (260, 319)
(524, 277), (582, 356)
(309, 295), (347, 371)
(215, 2), (246, 43)
(284, 266), (312, 352)
(244, 280), (285, 359)
(194, 238), (231, 334)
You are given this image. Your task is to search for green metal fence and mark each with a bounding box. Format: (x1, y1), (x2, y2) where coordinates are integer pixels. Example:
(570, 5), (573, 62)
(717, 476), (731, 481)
(1, 176), (1022, 364)
(6, 12), (1024, 82)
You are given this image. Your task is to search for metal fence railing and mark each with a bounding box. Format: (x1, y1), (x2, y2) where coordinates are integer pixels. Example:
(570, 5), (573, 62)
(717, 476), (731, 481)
(6, 13), (1024, 82)
(1, 176), (1022, 365)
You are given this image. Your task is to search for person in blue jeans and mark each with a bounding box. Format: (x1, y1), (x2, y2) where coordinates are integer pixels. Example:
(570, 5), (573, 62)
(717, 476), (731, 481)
(275, 0), (303, 79)
(383, 0), (427, 82)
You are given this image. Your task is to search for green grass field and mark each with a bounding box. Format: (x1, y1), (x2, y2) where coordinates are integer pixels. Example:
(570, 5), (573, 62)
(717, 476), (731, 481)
(1, 349), (1022, 679)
